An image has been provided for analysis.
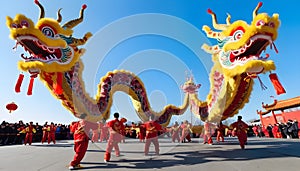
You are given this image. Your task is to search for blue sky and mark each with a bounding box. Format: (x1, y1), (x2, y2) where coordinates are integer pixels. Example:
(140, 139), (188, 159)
(1, 0), (299, 125)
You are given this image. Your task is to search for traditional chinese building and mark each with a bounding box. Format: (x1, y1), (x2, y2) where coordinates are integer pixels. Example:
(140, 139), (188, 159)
(257, 96), (300, 127)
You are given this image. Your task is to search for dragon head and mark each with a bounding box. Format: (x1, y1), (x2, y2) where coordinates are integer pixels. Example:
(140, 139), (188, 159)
(6, 0), (92, 75)
(202, 2), (279, 78)
(181, 75), (201, 94)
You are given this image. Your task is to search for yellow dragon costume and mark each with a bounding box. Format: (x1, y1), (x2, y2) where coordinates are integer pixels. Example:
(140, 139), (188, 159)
(7, 1), (284, 125)
(189, 2), (285, 122)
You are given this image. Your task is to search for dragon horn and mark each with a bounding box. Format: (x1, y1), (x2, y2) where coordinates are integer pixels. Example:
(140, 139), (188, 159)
(226, 13), (231, 25)
(207, 9), (227, 31)
(34, 0), (45, 19)
(63, 4), (87, 29)
(57, 8), (62, 23)
(253, 2), (263, 19)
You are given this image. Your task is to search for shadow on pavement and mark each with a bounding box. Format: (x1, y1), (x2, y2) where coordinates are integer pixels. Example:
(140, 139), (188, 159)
(75, 138), (300, 170)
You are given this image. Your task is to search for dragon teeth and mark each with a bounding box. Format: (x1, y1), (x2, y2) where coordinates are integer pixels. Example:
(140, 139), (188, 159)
(34, 39), (56, 53)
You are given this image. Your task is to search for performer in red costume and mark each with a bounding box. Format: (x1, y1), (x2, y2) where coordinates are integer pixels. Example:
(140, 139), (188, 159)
(47, 122), (57, 144)
(230, 116), (249, 149)
(144, 115), (163, 155)
(99, 119), (109, 142)
(171, 121), (180, 143)
(252, 125), (259, 137)
(137, 122), (146, 143)
(203, 120), (215, 145)
(180, 120), (192, 143)
(120, 118), (127, 143)
(41, 122), (49, 144)
(69, 119), (97, 170)
(104, 112), (125, 162)
(91, 124), (99, 143)
(272, 124), (280, 138)
(216, 121), (227, 142)
(20, 121), (36, 145)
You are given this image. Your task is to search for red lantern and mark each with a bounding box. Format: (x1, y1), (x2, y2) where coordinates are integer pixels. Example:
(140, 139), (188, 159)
(6, 102), (18, 113)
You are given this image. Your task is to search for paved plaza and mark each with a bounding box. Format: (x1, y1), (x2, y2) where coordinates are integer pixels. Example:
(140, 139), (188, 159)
(0, 137), (300, 171)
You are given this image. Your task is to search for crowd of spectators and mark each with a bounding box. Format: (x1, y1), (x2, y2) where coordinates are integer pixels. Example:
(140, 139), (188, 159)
(2, 119), (299, 146)
(251, 119), (300, 139)
(0, 120), (71, 146)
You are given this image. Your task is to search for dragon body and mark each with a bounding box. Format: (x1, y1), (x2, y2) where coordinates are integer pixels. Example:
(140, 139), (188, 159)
(7, 1), (280, 125)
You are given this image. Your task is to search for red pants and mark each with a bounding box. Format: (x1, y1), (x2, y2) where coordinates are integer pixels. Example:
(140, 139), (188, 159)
(48, 133), (56, 144)
(100, 132), (108, 142)
(172, 133), (180, 143)
(138, 133), (145, 142)
(91, 131), (99, 142)
(237, 132), (247, 149)
(203, 133), (213, 144)
(70, 139), (89, 166)
(104, 135), (121, 161)
(24, 133), (33, 145)
(41, 132), (48, 143)
(144, 137), (159, 155)
(180, 132), (191, 142)
(216, 131), (224, 142)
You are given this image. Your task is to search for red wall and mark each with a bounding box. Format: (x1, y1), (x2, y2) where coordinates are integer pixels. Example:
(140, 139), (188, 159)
(261, 110), (300, 126)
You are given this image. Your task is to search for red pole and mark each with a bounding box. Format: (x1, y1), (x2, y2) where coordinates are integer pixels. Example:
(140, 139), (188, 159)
(271, 110), (278, 124)
(259, 112), (264, 127)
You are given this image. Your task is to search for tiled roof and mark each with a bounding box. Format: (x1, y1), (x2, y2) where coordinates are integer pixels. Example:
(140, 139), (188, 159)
(256, 109), (270, 115)
(262, 96), (300, 111)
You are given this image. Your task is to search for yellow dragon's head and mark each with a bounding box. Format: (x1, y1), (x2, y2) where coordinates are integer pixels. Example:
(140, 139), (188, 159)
(6, 0), (92, 75)
(202, 2), (279, 78)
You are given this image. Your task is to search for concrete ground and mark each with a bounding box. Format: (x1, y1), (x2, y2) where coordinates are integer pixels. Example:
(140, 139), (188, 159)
(0, 137), (300, 171)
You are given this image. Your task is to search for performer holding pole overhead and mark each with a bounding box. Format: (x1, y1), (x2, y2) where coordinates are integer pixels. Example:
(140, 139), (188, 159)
(171, 121), (181, 143)
(104, 112), (125, 162)
(144, 115), (163, 156)
(230, 116), (249, 149)
(69, 119), (98, 170)
(203, 120), (215, 145)
(216, 121), (228, 142)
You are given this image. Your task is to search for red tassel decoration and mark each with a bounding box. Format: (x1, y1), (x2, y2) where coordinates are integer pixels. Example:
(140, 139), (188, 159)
(269, 73), (286, 95)
(15, 73), (24, 93)
(53, 72), (63, 95)
(27, 76), (36, 95)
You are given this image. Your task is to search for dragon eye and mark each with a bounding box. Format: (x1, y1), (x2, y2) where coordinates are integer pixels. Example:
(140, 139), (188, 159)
(268, 22), (275, 28)
(41, 26), (55, 37)
(233, 30), (243, 41)
(256, 20), (265, 27)
(11, 23), (19, 28)
(20, 20), (29, 28)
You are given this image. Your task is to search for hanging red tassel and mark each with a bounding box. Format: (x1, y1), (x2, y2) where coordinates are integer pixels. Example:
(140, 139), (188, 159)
(27, 75), (36, 96)
(15, 73), (24, 93)
(269, 73), (286, 95)
(53, 72), (63, 95)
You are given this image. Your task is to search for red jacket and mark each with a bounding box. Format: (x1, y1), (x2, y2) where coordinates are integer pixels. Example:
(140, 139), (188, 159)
(47, 125), (56, 135)
(107, 119), (125, 135)
(231, 120), (248, 134)
(70, 120), (98, 142)
(144, 121), (162, 139)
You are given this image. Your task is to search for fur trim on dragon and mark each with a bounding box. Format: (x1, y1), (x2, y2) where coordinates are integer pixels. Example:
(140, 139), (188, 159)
(7, 1), (284, 125)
